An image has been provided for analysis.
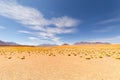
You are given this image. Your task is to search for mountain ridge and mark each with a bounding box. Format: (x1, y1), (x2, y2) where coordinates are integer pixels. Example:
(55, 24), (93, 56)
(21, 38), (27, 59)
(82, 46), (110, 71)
(0, 40), (19, 46)
(74, 41), (110, 45)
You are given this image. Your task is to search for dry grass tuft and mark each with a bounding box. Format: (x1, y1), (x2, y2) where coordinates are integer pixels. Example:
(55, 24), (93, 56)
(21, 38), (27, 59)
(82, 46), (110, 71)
(21, 56), (25, 60)
(8, 57), (12, 59)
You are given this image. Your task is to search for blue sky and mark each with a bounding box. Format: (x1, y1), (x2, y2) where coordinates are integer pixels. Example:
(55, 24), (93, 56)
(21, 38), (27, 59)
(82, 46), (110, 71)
(0, 0), (120, 45)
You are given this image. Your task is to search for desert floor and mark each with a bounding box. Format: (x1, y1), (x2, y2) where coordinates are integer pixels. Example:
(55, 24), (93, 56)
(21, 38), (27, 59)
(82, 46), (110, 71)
(0, 55), (120, 80)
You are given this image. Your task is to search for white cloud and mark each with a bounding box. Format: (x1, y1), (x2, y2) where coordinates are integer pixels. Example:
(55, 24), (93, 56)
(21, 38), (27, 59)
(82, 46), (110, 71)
(91, 36), (120, 43)
(35, 32), (64, 44)
(0, 0), (80, 44)
(0, 26), (6, 29)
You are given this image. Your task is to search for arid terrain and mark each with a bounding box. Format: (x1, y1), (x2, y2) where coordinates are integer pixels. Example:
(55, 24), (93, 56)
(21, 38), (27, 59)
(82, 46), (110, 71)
(0, 44), (120, 80)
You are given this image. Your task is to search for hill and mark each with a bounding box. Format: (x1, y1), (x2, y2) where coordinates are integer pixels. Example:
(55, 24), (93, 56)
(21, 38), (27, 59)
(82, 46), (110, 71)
(38, 44), (58, 46)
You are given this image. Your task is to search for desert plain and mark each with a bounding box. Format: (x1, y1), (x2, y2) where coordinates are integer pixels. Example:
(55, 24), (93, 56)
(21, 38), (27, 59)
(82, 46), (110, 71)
(0, 44), (120, 80)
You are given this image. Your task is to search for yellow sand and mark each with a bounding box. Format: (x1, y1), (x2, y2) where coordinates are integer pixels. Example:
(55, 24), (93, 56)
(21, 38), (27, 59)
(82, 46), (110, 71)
(0, 56), (120, 80)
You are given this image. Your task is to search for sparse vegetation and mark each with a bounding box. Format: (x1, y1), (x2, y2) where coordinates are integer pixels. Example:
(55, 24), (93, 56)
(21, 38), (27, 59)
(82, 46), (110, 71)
(0, 45), (120, 60)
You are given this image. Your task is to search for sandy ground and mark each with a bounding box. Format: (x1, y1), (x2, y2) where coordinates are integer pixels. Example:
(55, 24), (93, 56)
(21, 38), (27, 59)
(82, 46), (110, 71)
(0, 55), (120, 80)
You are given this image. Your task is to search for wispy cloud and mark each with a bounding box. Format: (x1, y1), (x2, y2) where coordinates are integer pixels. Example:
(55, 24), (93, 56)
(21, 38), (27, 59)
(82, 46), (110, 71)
(91, 36), (120, 43)
(0, 0), (80, 44)
(95, 18), (120, 25)
(51, 16), (79, 28)
(18, 30), (31, 34)
(93, 25), (119, 33)
(28, 37), (38, 40)
(0, 26), (6, 29)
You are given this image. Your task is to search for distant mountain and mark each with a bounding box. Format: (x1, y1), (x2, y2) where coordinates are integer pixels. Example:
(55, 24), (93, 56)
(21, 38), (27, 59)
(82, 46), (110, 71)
(0, 40), (5, 44)
(38, 44), (58, 46)
(0, 40), (19, 46)
(74, 42), (110, 45)
(6, 42), (19, 45)
(62, 43), (69, 46)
